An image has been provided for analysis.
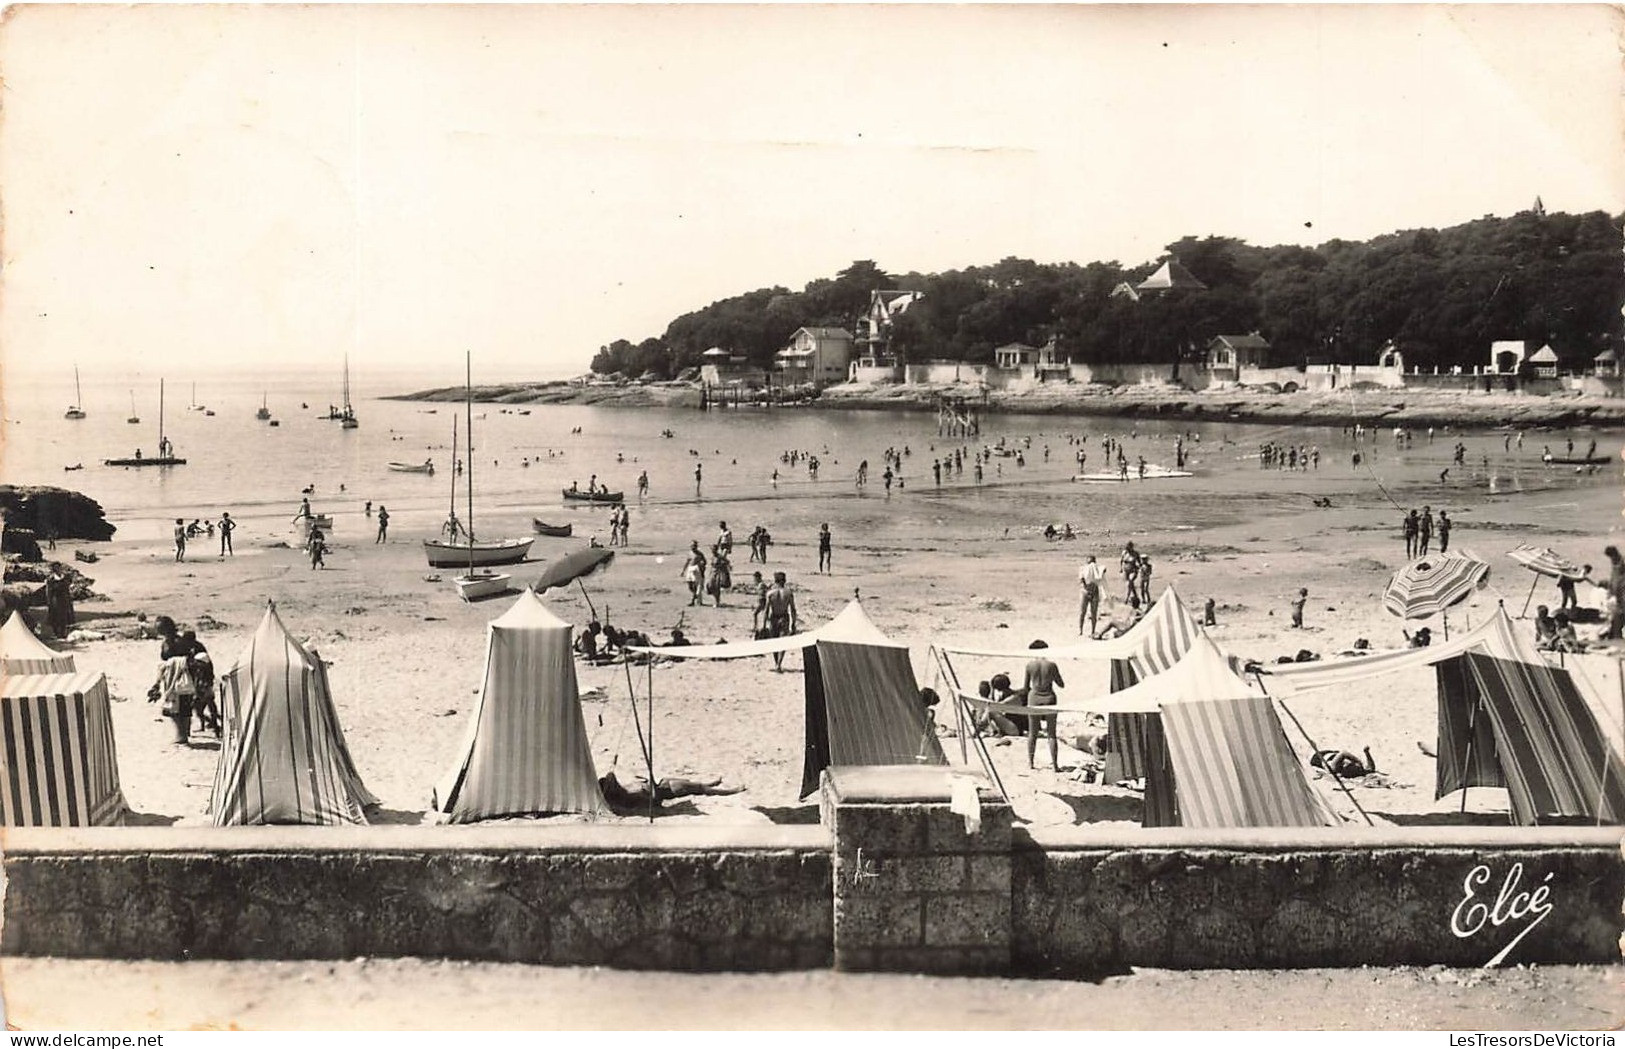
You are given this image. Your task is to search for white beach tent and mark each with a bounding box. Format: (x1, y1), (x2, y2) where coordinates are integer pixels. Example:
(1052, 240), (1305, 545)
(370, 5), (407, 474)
(631, 600), (948, 798)
(433, 588), (607, 821)
(0, 669), (127, 826)
(1, 611), (75, 675)
(210, 602), (377, 826)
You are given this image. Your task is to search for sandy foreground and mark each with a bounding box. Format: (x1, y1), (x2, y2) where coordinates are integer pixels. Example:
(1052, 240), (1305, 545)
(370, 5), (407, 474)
(26, 434), (1625, 831)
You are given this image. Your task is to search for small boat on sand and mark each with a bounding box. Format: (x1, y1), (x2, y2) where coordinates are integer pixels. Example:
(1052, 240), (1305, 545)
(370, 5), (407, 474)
(1543, 454), (1610, 466)
(532, 519), (573, 538)
(388, 460), (436, 474)
(562, 488), (624, 504)
(454, 571), (513, 601)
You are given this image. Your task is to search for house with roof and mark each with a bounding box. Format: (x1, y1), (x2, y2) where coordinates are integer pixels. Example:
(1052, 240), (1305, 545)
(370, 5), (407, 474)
(993, 342), (1041, 369)
(1593, 348), (1619, 378)
(699, 347), (765, 388)
(778, 326), (855, 387)
(1136, 259), (1207, 293)
(1526, 344), (1561, 378)
(1206, 333), (1272, 379)
(1490, 340), (1526, 375)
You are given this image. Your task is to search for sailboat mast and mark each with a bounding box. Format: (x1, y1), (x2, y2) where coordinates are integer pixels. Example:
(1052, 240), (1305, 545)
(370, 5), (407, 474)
(448, 413), (459, 521)
(159, 379), (165, 448)
(75, 366), (82, 407)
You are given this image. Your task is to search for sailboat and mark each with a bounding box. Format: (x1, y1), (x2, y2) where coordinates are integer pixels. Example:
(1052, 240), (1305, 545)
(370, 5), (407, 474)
(64, 367), (86, 419)
(127, 391), (140, 424)
(328, 356), (359, 428)
(256, 393), (271, 421)
(423, 353), (532, 586)
(104, 379), (185, 466)
(187, 382), (206, 413)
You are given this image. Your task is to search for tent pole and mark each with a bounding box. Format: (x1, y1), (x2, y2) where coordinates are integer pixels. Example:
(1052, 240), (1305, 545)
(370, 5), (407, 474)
(934, 646), (1009, 803)
(647, 659), (656, 824)
(1519, 575), (1539, 618)
(1458, 698), (1477, 815)
(576, 578), (599, 621)
(1255, 673), (1373, 826)
(934, 647), (970, 765)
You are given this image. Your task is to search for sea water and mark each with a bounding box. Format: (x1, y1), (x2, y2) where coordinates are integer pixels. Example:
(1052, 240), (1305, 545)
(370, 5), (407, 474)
(2, 369), (1612, 544)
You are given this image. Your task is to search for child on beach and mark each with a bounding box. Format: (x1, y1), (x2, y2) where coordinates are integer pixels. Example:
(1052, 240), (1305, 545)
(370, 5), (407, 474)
(1290, 588), (1308, 628)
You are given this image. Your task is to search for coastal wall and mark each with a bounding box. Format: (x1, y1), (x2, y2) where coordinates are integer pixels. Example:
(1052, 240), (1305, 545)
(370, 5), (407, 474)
(1012, 826), (1625, 975)
(0, 825), (833, 970)
(4, 820), (1620, 973)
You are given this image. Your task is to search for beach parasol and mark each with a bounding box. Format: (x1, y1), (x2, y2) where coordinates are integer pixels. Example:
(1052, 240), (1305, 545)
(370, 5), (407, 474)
(1507, 544), (1587, 617)
(534, 546), (615, 619)
(1383, 550), (1491, 637)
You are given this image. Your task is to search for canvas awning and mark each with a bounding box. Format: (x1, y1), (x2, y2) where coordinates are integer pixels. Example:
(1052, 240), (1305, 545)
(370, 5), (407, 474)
(1160, 694), (1335, 828)
(939, 586), (1201, 663)
(1257, 606), (1529, 695)
(630, 600), (908, 659)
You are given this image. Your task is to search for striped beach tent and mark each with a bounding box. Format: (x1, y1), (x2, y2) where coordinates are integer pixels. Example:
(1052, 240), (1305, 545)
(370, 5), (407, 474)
(210, 603), (377, 826)
(1, 670), (126, 826)
(1160, 694), (1334, 829)
(433, 589), (606, 822)
(1, 611), (75, 675)
(630, 600), (946, 799)
(1103, 588), (1205, 797)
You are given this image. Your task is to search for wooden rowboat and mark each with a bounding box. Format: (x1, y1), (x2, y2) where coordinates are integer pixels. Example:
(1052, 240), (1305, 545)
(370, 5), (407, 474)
(562, 488), (624, 504)
(533, 519), (573, 538)
(455, 570), (513, 601)
(388, 460), (436, 474)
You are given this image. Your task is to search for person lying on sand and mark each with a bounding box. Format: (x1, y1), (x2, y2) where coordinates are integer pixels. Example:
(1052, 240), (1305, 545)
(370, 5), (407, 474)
(598, 771), (744, 811)
(1311, 747), (1376, 778)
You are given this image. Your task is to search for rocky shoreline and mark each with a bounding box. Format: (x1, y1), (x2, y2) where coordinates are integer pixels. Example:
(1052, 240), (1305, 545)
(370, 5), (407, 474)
(391, 379), (1625, 430)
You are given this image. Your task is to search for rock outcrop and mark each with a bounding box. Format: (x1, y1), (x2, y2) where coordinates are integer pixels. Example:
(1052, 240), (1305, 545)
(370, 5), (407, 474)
(0, 487), (117, 543)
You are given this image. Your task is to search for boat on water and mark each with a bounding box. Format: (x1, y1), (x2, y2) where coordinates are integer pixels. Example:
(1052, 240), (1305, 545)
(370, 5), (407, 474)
(126, 390), (140, 424)
(256, 393), (271, 421)
(388, 460), (435, 474)
(63, 463), (83, 472)
(187, 382), (206, 413)
(423, 357), (533, 583)
(328, 356), (359, 428)
(562, 488), (624, 504)
(105, 379), (186, 467)
(532, 519), (573, 538)
(64, 367), (86, 419)
(1074, 466), (1193, 483)
(1544, 454), (1610, 466)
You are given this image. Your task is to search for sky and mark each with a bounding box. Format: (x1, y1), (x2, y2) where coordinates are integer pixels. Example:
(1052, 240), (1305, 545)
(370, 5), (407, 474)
(2, 4), (1621, 382)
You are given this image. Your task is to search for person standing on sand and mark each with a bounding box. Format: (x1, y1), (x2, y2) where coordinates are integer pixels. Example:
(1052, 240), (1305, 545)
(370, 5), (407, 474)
(818, 523), (832, 574)
(1120, 542), (1141, 602)
(1078, 556), (1105, 636)
(749, 571), (768, 635)
(173, 519), (187, 563)
(1403, 510), (1418, 558)
(682, 542), (707, 606)
(218, 512), (236, 556)
(44, 563), (74, 640)
(308, 526), (326, 570)
(375, 505), (389, 543)
(1138, 557), (1154, 605)
(1418, 506), (1433, 556)
(638, 471), (649, 499)
(1290, 587), (1308, 629)
(1602, 546), (1625, 640)
(1022, 640), (1064, 772)
(1437, 511), (1451, 553)
(694, 463), (703, 497)
(763, 572), (799, 671)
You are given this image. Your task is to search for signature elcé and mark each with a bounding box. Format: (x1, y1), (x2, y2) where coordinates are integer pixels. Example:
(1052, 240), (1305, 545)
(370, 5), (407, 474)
(1450, 862), (1555, 968)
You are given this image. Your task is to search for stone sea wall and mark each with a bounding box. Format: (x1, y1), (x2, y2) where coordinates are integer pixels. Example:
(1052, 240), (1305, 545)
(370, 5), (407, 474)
(3, 821), (1619, 973)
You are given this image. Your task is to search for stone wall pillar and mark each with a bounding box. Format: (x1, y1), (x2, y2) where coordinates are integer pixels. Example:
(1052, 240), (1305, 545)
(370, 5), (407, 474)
(821, 765), (1012, 975)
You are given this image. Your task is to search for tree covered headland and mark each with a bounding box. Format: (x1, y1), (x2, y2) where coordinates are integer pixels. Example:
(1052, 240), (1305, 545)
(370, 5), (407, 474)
(589, 209), (1623, 379)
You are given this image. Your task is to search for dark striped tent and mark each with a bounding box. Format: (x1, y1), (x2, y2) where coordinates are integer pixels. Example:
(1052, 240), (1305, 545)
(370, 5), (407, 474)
(1, 671), (126, 826)
(630, 601), (946, 799)
(210, 604), (377, 826)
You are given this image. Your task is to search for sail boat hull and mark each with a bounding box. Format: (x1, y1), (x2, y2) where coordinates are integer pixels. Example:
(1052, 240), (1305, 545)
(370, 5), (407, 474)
(423, 537), (534, 568)
(104, 457), (187, 467)
(455, 571), (513, 601)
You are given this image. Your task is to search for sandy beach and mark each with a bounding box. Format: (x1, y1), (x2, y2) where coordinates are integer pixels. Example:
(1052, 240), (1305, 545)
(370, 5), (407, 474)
(27, 412), (1622, 833)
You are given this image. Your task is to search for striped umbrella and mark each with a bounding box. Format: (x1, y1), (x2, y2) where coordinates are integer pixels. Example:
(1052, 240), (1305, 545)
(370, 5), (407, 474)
(1507, 545), (1586, 617)
(1383, 551), (1491, 635)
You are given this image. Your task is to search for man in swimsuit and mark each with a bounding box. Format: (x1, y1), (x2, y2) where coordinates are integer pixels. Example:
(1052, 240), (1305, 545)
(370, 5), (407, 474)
(1078, 555), (1105, 636)
(763, 571), (798, 671)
